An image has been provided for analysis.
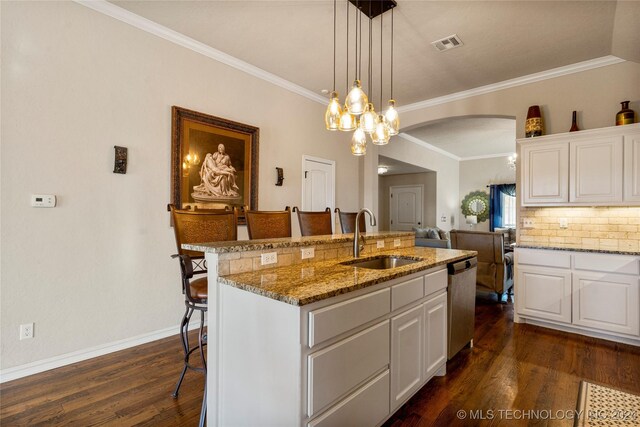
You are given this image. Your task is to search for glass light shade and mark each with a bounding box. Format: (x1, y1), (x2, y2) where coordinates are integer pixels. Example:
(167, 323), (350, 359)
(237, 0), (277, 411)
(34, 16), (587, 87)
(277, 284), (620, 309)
(371, 115), (390, 145)
(351, 127), (367, 146)
(351, 140), (366, 156)
(338, 108), (356, 131)
(383, 100), (400, 136)
(359, 103), (377, 133)
(345, 80), (368, 116)
(325, 92), (342, 131)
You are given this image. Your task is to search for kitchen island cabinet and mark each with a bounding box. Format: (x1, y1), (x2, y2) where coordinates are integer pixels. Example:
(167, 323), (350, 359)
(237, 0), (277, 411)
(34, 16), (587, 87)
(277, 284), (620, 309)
(185, 235), (475, 427)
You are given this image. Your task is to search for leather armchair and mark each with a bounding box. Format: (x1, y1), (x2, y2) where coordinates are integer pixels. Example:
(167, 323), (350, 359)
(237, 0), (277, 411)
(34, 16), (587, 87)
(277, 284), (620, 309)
(450, 230), (512, 299)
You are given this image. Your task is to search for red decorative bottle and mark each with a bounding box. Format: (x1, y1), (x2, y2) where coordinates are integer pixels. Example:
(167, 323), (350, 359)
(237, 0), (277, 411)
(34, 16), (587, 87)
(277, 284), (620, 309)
(569, 110), (579, 132)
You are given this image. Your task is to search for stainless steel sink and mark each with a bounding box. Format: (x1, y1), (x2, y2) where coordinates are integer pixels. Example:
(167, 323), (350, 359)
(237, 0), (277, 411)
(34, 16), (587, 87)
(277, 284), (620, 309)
(341, 255), (420, 270)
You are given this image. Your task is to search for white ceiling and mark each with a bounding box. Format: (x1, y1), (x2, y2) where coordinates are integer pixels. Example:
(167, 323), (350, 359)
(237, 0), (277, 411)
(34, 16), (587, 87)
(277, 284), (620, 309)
(405, 116), (516, 159)
(106, 1), (637, 160)
(111, 1), (637, 107)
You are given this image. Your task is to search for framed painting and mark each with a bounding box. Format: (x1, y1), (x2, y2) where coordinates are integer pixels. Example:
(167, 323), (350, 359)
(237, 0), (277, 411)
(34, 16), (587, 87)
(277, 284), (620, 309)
(171, 106), (259, 224)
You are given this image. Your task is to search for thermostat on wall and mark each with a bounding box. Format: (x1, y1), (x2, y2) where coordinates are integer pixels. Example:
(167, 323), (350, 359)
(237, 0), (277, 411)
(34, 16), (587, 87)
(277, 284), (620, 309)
(31, 195), (56, 208)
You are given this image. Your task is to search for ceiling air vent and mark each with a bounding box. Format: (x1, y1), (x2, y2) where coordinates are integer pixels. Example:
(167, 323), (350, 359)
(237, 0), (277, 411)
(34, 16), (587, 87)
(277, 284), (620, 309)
(431, 34), (463, 52)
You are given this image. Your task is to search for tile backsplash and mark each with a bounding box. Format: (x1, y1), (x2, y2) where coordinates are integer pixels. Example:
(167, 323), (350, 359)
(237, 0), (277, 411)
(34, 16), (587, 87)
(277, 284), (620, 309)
(519, 207), (640, 251)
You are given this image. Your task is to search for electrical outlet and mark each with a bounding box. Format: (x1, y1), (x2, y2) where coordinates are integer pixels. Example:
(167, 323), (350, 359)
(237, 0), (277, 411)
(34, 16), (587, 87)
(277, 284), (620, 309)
(377, 240), (385, 249)
(523, 218), (535, 229)
(301, 247), (315, 259)
(20, 323), (34, 340)
(394, 238), (401, 247)
(260, 252), (278, 265)
(559, 218), (568, 229)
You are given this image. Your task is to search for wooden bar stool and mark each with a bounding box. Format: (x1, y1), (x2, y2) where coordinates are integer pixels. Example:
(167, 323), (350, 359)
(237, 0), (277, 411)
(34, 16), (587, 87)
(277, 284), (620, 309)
(169, 204), (237, 427)
(335, 208), (366, 233)
(245, 206), (292, 239)
(293, 207), (333, 236)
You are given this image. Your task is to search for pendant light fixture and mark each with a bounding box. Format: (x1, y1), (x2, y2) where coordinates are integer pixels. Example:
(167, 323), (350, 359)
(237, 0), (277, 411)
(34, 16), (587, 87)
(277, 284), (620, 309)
(325, 0), (399, 156)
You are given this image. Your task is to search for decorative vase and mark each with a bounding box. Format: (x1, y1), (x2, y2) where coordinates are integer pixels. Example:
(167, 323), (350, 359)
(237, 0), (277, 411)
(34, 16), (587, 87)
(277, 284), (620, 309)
(525, 105), (543, 137)
(616, 101), (635, 126)
(570, 110), (579, 132)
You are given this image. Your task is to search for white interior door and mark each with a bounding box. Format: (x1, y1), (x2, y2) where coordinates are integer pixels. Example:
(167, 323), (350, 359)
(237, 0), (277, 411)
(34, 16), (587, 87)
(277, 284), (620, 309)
(302, 156), (335, 214)
(390, 185), (423, 231)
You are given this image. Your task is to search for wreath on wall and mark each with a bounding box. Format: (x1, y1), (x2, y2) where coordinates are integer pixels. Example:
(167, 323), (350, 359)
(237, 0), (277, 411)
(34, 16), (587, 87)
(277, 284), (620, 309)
(460, 190), (490, 223)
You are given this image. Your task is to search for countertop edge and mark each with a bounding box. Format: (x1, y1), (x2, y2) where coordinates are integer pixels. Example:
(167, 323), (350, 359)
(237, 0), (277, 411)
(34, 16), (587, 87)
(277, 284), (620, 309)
(515, 244), (640, 256)
(218, 251), (477, 306)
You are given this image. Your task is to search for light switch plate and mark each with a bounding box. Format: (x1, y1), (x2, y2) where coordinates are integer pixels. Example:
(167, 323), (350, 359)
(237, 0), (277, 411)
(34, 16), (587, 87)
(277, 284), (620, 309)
(559, 218), (568, 229)
(394, 238), (401, 247)
(523, 218), (535, 229)
(377, 240), (385, 249)
(31, 195), (56, 208)
(261, 252), (277, 265)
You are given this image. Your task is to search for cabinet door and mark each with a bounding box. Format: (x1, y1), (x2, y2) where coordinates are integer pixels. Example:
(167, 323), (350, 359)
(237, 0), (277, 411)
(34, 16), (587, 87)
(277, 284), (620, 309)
(390, 305), (423, 410)
(624, 130), (640, 202)
(572, 272), (639, 337)
(522, 142), (569, 205)
(516, 265), (572, 323)
(423, 293), (447, 380)
(570, 137), (623, 203)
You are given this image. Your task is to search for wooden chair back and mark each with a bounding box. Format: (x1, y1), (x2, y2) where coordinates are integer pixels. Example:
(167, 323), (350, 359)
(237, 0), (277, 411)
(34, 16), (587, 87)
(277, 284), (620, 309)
(170, 204), (238, 258)
(293, 207), (332, 236)
(245, 206), (292, 240)
(335, 208), (366, 233)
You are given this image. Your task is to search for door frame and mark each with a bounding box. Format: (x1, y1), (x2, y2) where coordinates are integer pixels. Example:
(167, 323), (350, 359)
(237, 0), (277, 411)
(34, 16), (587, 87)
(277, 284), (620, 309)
(389, 184), (424, 230)
(301, 155), (336, 213)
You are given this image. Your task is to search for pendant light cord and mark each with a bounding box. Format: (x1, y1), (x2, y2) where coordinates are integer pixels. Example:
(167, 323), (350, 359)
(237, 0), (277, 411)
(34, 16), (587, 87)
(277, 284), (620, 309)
(354, 3), (358, 81)
(380, 11), (383, 107)
(368, 7), (372, 97)
(332, 0), (336, 92)
(391, 7), (394, 100)
(345, 1), (349, 92)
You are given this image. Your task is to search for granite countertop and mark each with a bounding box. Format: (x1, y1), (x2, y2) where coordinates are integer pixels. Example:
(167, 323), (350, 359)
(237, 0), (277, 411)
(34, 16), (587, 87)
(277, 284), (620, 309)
(183, 231), (414, 253)
(218, 247), (477, 306)
(515, 243), (640, 256)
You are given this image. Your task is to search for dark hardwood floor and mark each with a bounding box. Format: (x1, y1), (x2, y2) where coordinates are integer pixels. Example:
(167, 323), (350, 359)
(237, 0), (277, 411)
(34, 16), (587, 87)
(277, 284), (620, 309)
(2, 294), (639, 426)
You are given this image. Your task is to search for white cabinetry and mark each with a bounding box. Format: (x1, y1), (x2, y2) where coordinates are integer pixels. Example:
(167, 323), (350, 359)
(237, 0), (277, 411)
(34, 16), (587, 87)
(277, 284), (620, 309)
(570, 137), (623, 203)
(390, 305), (423, 409)
(521, 142), (568, 204)
(423, 293), (447, 380)
(519, 123), (640, 206)
(514, 248), (640, 345)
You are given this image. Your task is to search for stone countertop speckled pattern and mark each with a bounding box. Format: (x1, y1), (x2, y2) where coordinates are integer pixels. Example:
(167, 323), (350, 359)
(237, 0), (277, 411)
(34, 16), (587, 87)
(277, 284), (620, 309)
(515, 243), (640, 256)
(182, 231), (414, 253)
(218, 247), (477, 306)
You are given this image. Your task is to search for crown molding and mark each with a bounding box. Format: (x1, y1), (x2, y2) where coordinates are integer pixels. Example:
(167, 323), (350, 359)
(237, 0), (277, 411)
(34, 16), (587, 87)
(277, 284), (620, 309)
(74, 0), (327, 105)
(397, 133), (461, 161)
(460, 152), (513, 161)
(397, 55), (625, 113)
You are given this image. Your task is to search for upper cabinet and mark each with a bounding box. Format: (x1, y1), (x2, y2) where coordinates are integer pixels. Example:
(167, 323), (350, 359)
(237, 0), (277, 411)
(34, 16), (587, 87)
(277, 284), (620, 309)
(520, 124), (640, 206)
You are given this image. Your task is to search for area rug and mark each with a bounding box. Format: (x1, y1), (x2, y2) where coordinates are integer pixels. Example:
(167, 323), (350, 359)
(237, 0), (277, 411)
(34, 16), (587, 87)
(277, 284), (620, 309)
(575, 381), (640, 426)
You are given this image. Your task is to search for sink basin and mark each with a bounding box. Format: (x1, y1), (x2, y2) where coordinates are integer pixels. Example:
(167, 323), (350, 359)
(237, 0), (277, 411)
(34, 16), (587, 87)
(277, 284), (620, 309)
(341, 255), (420, 270)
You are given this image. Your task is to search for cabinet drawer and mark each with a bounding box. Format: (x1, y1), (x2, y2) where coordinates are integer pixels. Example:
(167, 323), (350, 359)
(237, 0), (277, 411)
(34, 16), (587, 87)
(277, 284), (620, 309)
(308, 288), (390, 348)
(424, 268), (447, 297)
(308, 370), (390, 427)
(392, 276), (424, 311)
(574, 253), (639, 275)
(307, 320), (390, 417)
(516, 248), (571, 269)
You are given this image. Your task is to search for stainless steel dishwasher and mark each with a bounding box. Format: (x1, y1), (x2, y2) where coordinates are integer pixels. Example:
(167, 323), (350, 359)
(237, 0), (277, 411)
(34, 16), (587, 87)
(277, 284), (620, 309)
(447, 257), (477, 359)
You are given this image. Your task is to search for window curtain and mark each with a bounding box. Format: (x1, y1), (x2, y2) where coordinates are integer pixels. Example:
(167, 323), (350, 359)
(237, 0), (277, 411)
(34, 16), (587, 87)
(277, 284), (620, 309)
(489, 183), (516, 231)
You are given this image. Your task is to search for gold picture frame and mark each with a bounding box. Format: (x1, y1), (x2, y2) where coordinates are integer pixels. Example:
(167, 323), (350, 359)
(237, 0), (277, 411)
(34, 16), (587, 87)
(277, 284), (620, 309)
(171, 106), (259, 224)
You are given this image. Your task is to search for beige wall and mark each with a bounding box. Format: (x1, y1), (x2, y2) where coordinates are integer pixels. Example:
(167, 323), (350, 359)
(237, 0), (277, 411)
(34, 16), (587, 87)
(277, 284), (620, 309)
(0, 2), (360, 370)
(378, 172), (437, 230)
(459, 156), (516, 232)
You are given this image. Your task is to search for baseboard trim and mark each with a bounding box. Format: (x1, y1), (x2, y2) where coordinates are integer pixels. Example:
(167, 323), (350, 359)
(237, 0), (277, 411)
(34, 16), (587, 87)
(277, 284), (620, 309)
(0, 321), (204, 383)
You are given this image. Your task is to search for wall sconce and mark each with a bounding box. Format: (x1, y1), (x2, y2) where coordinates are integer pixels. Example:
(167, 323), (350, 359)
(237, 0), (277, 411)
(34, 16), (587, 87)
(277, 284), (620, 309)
(275, 167), (284, 186)
(113, 146), (127, 174)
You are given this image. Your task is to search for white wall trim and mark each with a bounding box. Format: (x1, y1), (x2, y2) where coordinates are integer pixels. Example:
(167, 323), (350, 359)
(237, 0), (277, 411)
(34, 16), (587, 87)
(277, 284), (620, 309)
(0, 321), (202, 383)
(74, 0), (327, 105)
(397, 56), (625, 113)
(397, 133), (461, 161)
(74, 1), (623, 116)
(460, 152), (513, 161)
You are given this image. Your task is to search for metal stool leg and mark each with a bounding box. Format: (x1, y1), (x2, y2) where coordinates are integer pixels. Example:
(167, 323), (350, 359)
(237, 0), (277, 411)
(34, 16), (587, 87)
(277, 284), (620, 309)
(199, 378), (207, 427)
(172, 305), (194, 398)
(199, 308), (207, 371)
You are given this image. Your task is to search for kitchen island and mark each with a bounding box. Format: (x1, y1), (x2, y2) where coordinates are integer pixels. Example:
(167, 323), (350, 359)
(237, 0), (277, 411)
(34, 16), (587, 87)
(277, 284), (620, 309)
(185, 232), (476, 427)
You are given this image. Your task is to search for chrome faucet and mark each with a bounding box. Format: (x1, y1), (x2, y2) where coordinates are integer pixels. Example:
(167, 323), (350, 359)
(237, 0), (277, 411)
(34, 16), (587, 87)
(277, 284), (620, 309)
(353, 208), (377, 258)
